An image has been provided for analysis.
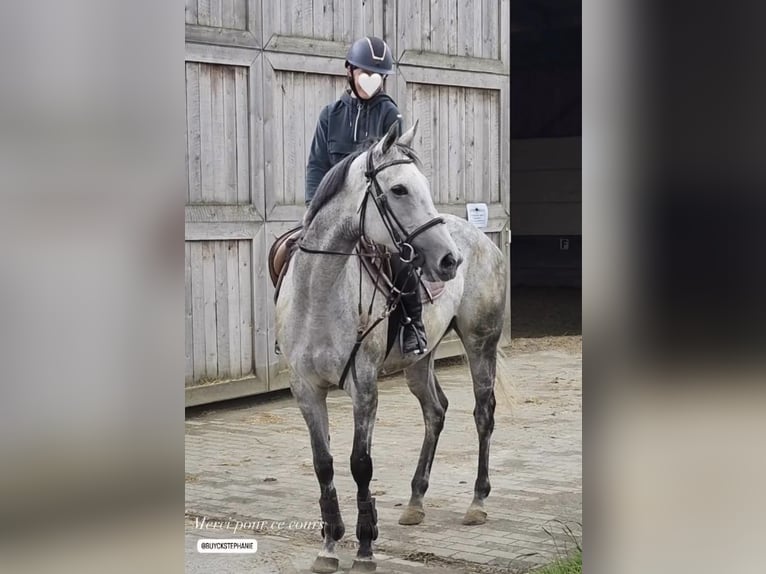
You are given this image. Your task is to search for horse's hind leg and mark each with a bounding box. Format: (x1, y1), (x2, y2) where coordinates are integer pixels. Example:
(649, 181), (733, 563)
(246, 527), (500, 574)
(398, 354), (448, 526)
(457, 324), (502, 526)
(293, 377), (344, 573)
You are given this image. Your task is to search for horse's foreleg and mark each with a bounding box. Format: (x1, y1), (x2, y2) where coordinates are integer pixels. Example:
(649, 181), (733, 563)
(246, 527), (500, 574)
(349, 380), (379, 572)
(399, 355), (448, 526)
(293, 378), (344, 573)
(461, 332), (501, 526)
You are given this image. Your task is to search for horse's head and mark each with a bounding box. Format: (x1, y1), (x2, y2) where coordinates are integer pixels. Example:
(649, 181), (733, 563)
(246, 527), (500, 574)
(360, 122), (462, 282)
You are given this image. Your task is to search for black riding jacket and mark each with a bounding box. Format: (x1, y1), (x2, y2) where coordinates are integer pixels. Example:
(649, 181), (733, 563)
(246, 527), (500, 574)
(305, 90), (403, 205)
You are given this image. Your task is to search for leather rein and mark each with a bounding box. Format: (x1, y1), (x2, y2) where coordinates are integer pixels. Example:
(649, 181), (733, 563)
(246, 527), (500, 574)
(298, 149), (445, 390)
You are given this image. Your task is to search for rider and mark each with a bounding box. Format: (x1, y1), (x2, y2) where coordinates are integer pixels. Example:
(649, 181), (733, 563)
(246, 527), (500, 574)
(305, 36), (428, 356)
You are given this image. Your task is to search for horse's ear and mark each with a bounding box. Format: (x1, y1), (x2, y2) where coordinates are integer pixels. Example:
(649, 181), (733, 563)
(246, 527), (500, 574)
(376, 121), (399, 156)
(397, 120), (418, 148)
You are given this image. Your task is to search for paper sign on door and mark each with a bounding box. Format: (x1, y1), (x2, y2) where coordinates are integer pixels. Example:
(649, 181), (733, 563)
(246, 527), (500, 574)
(466, 203), (488, 229)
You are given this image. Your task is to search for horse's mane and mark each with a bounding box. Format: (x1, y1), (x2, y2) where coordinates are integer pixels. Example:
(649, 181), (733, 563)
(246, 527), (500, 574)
(303, 140), (421, 228)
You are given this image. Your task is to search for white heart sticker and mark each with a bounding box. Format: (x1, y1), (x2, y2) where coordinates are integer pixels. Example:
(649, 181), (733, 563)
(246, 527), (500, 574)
(357, 72), (382, 96)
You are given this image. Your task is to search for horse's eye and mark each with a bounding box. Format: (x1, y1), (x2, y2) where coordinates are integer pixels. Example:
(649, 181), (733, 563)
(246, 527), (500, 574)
(390, 185), (408, 196)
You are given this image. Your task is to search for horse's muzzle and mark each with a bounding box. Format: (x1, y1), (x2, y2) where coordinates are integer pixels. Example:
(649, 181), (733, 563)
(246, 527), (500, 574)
(437, 252), (462, 280)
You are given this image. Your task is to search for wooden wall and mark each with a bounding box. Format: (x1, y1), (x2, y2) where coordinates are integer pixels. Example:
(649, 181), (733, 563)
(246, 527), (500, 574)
(185, 0), (510, 405)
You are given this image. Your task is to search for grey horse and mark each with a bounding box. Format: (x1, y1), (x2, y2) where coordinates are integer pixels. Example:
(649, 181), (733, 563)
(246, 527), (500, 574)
(275, 122), (507, 573)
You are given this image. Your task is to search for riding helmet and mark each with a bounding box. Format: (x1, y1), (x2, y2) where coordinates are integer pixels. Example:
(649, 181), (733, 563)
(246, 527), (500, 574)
(345, 36), (394, 75)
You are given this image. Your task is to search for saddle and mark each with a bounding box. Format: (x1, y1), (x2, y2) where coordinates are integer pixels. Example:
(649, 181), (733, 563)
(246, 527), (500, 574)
(267, 227), (446, 305)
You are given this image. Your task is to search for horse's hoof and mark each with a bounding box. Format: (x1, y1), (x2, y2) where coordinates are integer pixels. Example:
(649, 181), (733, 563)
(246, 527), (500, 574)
(350, 558), (377, 573)
(398, 506), (425, 525)
(311, 555), (339, 573)
(462, 507), (487, 525)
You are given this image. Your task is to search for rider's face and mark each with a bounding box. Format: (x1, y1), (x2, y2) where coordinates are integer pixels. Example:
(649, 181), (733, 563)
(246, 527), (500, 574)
(349, 67), (382, 100)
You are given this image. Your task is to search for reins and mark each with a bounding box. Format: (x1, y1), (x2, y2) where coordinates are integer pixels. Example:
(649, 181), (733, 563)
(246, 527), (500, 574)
(297, 147), (445, 390)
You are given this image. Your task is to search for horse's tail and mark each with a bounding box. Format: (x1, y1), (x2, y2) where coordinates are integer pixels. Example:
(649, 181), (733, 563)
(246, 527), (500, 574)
(494, 345), (515, 413)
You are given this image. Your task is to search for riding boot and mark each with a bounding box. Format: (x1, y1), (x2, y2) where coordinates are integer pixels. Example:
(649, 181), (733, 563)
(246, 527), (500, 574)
(399, 285), (428, 355)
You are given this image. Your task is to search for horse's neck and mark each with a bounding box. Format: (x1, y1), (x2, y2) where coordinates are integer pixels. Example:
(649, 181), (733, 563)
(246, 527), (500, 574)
(294, 189), (361, 300)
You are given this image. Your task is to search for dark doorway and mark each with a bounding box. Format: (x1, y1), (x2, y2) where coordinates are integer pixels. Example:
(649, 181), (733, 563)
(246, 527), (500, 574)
(511, 0), (581, 338)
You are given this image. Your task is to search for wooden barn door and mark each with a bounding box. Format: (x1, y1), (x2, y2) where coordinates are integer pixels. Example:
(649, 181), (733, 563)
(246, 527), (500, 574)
(392, 0), (512, 351)
(184, 0), (269, 406)
(185, 0), (510, 405)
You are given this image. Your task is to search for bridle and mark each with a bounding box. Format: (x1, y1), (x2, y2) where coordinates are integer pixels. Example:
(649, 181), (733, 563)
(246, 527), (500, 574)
(299, 147), (445, 262)
(297, 146), (446, 390)
(358, 149), (445, 264)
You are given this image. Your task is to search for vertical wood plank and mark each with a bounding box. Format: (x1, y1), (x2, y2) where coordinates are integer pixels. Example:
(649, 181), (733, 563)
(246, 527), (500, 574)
(186, 0), (199, 25)
(251, 229), (268, 388)
(430, 86), (439, 197)
(281, 0), (293, 36)
(447, 0), (458, 55)
(226, 241), (242, 378)
(282, 72), (296, 206)
(341, 0), (352, 43)
(199, 65), (215, 203)
(202, 242), (218, 377)
(198, 0), (210, 26)
(233, 0), (247, 30)
(407, 82), (414, 128)
(431, 0), (445, 54)
(457, 88), (465, 201)
(464, 89), (475, 202)
(483, 91), (493, 204)
(500, 84), (510, 210)
(303, 75), (316, 194)
(481, 0), (491, 59)
(190, 242), (207, 381)
(396, 0), (407, 60)
(251, 55), (264, 215)
(364, 0), (374, 42)
(438, 85), (449, 205)
(488, 0), (499, 60)
(296, 74), (307, 203)
(187, 63), (202, 204)
(273, 70), (285, 208)
(472, 88), (484, 203)
(222, 0), (234, 28)
(185, 242), (194, 385)
(235, 67), (250, 204)
(214, 241), (231, 378)
(489, 91), (499, 203)
(211, 66), (226, 203)
(298, 0), (310, 37)
(211, 0), (223, 27)
(238, 240), (253, 375)
(384, 0), (397, 61)
(416, 83), (432, 184)
(457, 0), (471, 56)
(312, 0), (324, 38)
(447, 86), (459, 204)
(350, 0), (358, 40)
(500, 0), (509, 66)
(262, 59), (277, 216)
(333, 0), (343, 42)
(261, 0), (274, 46)
(472, 0), (482, 57)
(421, 0), (431, 52)
(373, 0), (384, 38)
(223, 67), (237, 203)
(408, 0), (420, 52)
